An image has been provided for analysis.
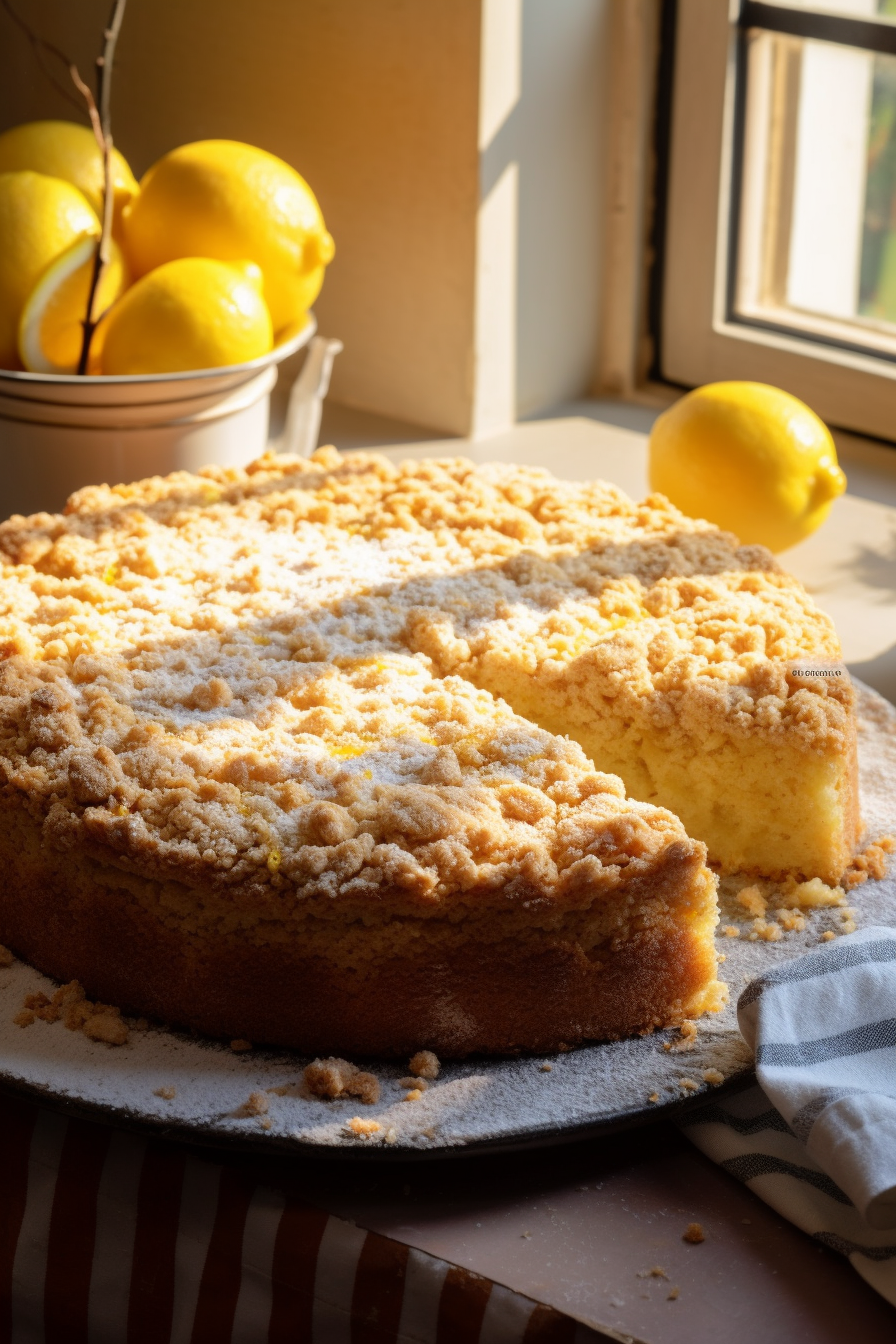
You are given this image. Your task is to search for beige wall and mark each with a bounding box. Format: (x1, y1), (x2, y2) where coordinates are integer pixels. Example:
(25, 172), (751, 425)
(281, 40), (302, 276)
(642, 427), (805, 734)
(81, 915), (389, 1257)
(1, 0), (610, 436)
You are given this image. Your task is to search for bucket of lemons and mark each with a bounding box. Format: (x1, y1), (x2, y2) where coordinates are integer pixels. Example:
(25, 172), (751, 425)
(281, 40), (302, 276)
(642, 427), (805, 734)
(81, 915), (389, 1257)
(0, 121), (334, 516)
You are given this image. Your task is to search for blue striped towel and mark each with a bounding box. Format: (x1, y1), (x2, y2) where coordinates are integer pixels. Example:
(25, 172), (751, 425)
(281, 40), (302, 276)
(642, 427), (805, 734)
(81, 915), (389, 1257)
(680, 926), (896, 1307)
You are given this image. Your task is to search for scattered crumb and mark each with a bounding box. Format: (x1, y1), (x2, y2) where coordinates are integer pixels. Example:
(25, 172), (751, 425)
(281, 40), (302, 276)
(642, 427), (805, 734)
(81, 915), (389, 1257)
(230, 1039), (252, 1053)
(683, 1222), (705, 1244)
(304, 1056), (380, 1104)
(736, 886), (767, 918)
(637, 1266), (668, 1279)
(83, 1013), (129, 1045)
(678, 1078), (699, 1093)
(786, 878), (845, 909)
(842, 835), (895, 890)
(267, 1084), (291, 1096)
(260, 1117), (272, 1131)
(384, 1127), (398, 1145)
(722, 925), (740, 938)
(398, 1077), (428, 1091)
(154, 1085), (177, 1101)
(15, 981), (129, 1045)
(702, 1069), (725, 1086)
(409, 1050), (440, 1080)
(540, 1063), (553, 1072)
(775, 909), (806, 932)
(718, 953), (726, 962)
(664, 1020), (697, 1053)
(668, 1287), (680, 1301)
(346, 1117), (382, 1138)
(0, 945), (13, 967)
(821, 930), (837, 942)
(521, 1231), (532, 1239)
(648, 1092), (660, 1103)
(749, 917), (782, 942)
(241, 1090), (269, 1117)
(134, 1018), (149, 1031)
(839, 907), (857, 934)
(403, 1088), (424, 1102)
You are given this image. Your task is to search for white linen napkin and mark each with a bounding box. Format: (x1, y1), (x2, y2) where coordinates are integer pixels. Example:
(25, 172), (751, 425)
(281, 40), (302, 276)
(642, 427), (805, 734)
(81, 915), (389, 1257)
(680, 926), (896, 1307)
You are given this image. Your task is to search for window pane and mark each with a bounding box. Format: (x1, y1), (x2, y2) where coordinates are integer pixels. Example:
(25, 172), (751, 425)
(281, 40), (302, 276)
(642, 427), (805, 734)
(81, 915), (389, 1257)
(735, 26), (896, 355)
(758, 0), (896, 23)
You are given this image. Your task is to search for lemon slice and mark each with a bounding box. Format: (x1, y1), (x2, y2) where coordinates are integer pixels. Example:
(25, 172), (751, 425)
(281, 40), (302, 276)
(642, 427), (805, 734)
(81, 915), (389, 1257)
(18, 235), (129, 374)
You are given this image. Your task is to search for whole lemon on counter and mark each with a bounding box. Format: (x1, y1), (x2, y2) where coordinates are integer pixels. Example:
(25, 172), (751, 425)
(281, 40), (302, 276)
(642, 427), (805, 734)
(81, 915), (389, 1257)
(0, 170), (99, 369)
(0, 120), (138, 236)
(121, 140), (335, 334)
(648, 382), (847, 552)
(100, 257), (273, 375)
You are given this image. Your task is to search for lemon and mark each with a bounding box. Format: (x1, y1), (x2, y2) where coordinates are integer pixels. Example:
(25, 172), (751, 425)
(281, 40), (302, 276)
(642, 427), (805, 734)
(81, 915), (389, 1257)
(648, 382), (847, 552)
(100, 257), (273, 375)
(0, 120), (138, 236)
(122, 140), (335, 333)
(18, 235), (129, 375)
(0, 170), (99, 369)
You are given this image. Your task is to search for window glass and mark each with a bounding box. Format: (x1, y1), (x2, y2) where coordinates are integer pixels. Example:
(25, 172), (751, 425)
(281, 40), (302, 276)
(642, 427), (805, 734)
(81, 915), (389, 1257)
(735, 19), (896, 355)
(759, 0), (896, 22)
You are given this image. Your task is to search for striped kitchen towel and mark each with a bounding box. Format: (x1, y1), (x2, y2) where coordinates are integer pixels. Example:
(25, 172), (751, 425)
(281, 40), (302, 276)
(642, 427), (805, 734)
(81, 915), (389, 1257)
(681, 925), (896, 1308)
(0, 1096), (606, 1344)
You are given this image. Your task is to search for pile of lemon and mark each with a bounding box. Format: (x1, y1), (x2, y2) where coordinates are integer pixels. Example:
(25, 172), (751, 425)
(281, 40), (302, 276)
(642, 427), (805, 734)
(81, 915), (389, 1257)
(0, 120), (335, 376)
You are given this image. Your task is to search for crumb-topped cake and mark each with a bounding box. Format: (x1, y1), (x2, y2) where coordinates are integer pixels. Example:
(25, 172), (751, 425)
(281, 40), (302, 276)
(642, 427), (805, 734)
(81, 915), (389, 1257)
(0, 447), (857, 1054)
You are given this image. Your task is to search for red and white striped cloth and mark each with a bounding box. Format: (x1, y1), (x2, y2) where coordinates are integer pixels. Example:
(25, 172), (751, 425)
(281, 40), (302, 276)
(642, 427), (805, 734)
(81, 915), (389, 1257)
(0, 1098), (604, 1343)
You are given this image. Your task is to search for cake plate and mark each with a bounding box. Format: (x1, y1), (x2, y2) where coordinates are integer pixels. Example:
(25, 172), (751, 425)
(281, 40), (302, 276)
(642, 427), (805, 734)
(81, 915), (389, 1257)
(0, 681), (893, 1161)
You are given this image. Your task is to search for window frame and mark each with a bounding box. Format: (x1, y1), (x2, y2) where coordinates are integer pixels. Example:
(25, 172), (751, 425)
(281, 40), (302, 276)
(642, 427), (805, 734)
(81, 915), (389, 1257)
(659, 0), (896, 442)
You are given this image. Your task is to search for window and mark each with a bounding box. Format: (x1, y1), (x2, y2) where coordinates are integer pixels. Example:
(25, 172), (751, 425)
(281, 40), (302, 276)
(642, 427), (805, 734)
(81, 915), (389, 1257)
(660, 0), (896, 441)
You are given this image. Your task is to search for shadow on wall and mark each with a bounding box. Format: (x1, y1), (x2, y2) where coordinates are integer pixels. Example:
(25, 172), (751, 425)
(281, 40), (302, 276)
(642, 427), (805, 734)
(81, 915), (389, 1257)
(849, 645), (896, 709)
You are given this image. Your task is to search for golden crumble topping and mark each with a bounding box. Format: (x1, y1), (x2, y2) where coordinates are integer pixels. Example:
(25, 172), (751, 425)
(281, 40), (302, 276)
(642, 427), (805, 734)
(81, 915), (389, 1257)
(0, 447), (849, 910)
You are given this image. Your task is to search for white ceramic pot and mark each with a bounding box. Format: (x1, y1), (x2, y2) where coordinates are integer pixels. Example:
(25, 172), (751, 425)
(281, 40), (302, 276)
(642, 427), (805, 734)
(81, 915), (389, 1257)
(0, 316), (316, 519)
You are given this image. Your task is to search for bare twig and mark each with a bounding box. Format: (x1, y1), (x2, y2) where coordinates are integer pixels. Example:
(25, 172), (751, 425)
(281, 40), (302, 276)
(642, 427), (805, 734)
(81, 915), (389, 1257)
(0, 0), (128, 375)
(77, 0), (128, 375)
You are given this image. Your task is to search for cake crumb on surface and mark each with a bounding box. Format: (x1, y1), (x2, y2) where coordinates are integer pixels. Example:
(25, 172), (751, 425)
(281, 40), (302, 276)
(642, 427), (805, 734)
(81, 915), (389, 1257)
(347, 1117), (381, 1138)
(648, 1092), (660, 1103)
(240, 1090), (269, 1117)
(384, 1127), (398, 1145)
(403, 1088), (424, 1102)
(230, 1039), (252, 1053)
(15, 982), (128, 1045)
(540, 1063), (552, 1072)
(703, 1069), (725, 1086)
(409, 1050), (440, 1080)
(0, 945), (13, 967)
(260, 1117), (272, 1131)
(398, 1077), (428, 1091)
(668, 1287), (680, 1301)
(842, 835), (895, 889)
(664, 1020), (697, 1052)
(678, 1078), (699, 1093)
(822, 931), (837, 941)
(637, 1266), (668, 1279)
(722, 926), (740, 938)
(305, 1057), (380, 1104)
(154, 1086), (176, 1100)
(683, 1222), (705, 1244)
(736, 886), (767, 918)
